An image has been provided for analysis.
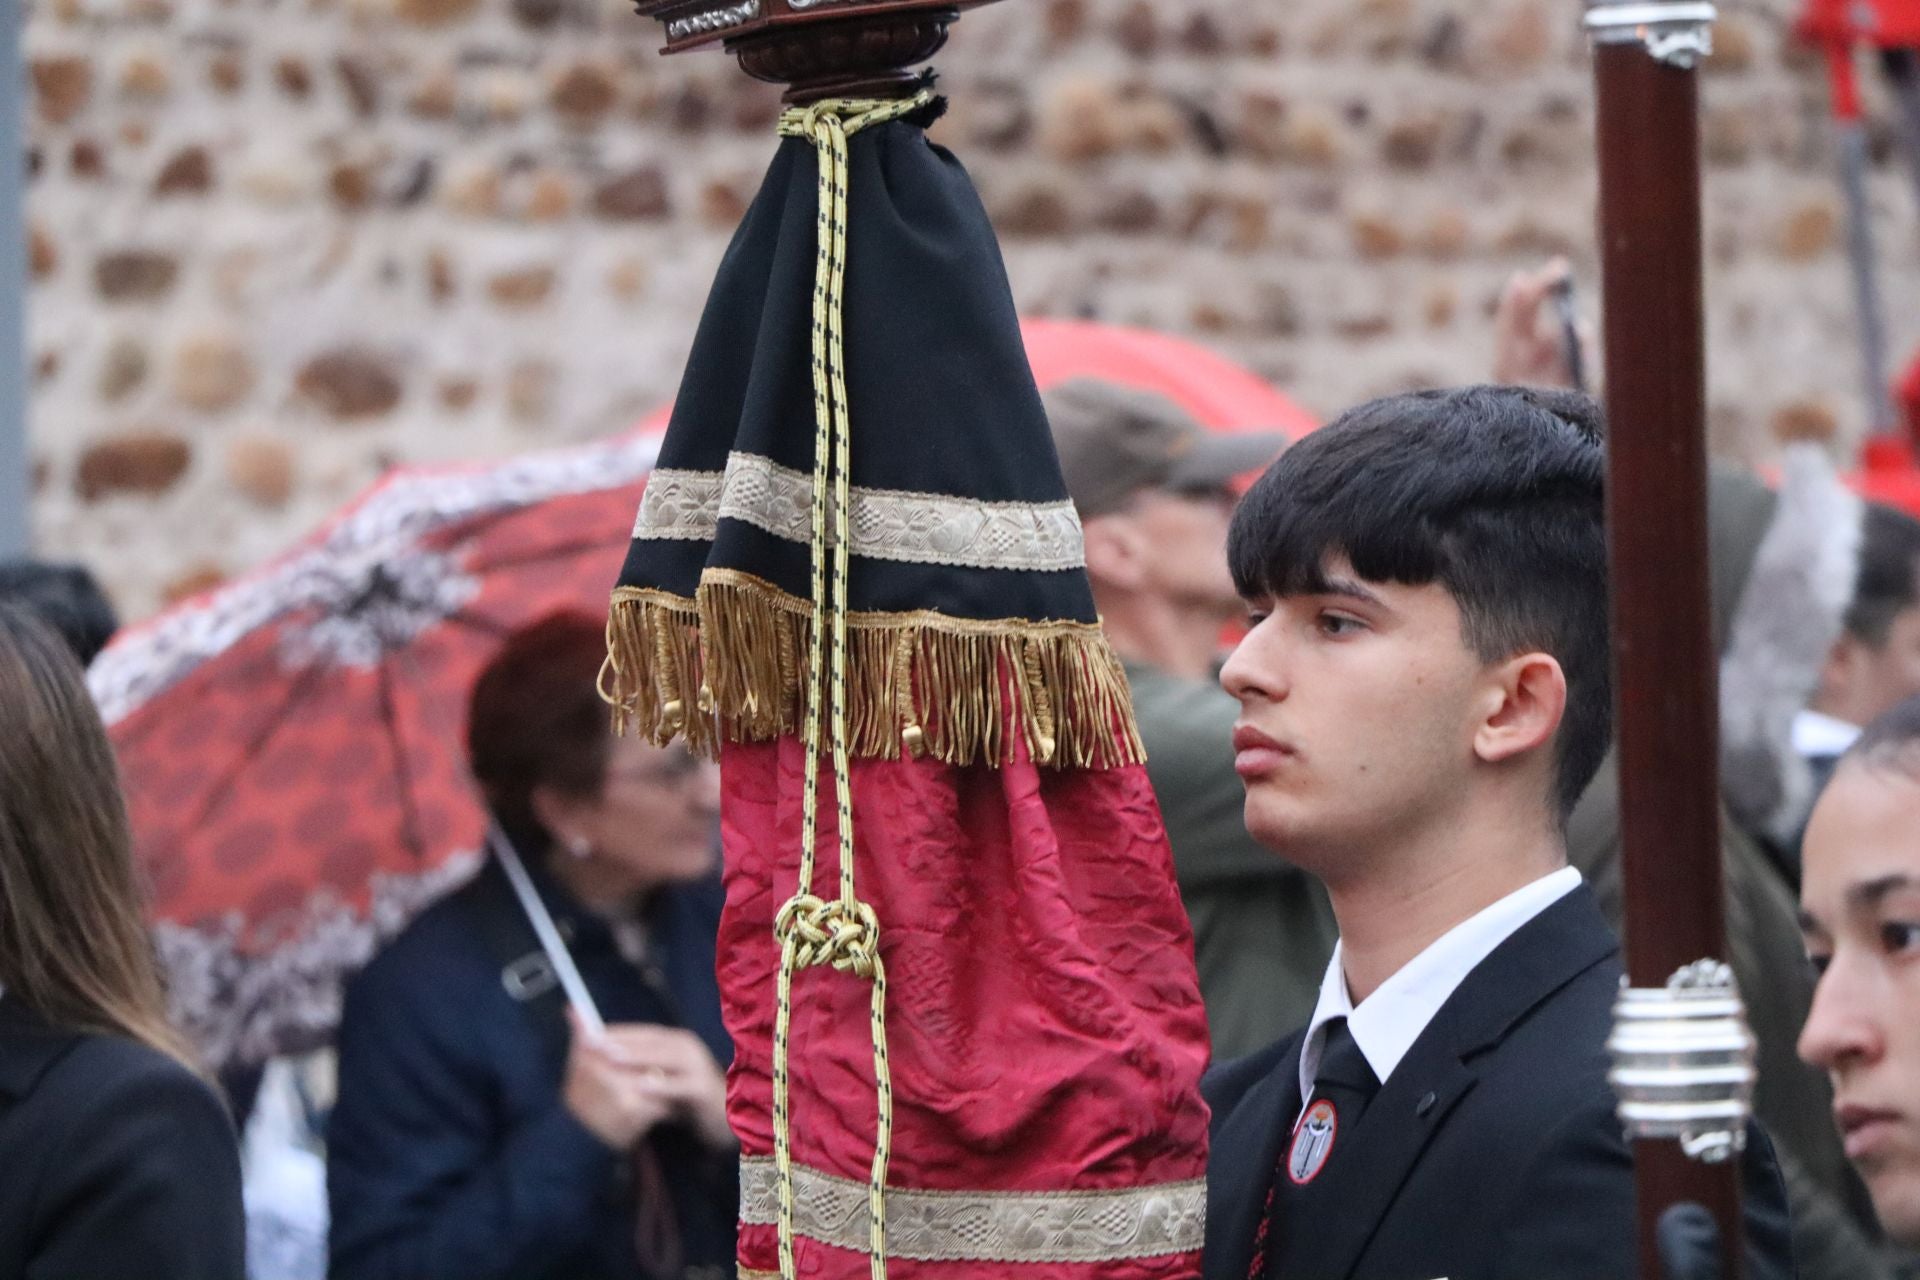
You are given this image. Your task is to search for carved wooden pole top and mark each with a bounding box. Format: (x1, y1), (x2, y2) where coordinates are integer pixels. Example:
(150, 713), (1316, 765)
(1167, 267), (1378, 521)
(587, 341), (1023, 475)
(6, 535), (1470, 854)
(631, 0), (1006, 102)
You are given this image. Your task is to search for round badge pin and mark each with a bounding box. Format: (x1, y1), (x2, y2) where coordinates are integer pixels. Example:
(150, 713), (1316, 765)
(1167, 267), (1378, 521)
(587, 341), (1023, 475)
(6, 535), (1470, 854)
(1288, 1099), (1338, 1185)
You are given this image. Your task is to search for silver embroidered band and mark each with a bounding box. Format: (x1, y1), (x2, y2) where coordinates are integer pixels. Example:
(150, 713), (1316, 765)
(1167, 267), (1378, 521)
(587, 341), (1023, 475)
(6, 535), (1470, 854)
(738, 1158), (1205, 1263)
(633, 452), (1087, 573)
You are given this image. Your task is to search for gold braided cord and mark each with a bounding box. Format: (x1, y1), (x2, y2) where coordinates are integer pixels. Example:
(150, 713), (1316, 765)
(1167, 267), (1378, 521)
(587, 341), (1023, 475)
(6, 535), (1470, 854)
(764, 90), (933, 1280)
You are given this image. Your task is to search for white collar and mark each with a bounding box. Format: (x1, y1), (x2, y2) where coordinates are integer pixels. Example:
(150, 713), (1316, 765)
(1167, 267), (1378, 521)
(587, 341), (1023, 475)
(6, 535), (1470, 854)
(1295, 865), (1582, 1119)
(1792, 709), (1862, 759)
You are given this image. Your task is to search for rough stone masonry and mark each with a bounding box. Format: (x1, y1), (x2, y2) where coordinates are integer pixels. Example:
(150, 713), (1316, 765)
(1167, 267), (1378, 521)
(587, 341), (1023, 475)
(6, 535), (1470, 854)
(21, 0), (1920, 619)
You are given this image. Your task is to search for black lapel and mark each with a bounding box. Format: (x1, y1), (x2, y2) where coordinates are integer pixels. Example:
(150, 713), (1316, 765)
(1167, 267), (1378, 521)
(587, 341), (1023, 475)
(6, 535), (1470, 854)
(1203, 1037), (1304, 1280)
(1276, 885), (1621, 1280)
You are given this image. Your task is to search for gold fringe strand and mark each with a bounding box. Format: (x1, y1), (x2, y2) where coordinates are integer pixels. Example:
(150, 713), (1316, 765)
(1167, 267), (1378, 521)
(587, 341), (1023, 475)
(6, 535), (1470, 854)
(600, 570), (1145, 769)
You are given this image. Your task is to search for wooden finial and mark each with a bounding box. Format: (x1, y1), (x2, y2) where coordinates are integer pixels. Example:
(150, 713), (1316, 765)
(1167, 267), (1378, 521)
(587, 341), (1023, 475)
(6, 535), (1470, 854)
(631, 0), (1004, 102)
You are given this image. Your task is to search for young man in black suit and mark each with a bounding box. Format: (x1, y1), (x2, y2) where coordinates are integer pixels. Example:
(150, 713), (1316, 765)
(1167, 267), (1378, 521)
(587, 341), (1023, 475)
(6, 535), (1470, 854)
(1205, 386), (1794, 1280)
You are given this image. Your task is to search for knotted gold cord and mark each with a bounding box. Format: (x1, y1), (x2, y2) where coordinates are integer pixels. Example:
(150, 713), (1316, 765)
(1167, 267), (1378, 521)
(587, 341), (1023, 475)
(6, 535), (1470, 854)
(768, 89), (933, 1280)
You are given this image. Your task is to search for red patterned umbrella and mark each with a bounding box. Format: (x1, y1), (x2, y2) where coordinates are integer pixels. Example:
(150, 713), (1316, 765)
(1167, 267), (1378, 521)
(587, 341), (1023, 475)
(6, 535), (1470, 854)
(90, 433), (660, 1068)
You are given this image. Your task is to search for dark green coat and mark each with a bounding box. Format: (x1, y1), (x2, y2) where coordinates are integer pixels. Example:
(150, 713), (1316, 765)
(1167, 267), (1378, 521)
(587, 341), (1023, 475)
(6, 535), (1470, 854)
(1126, 661), (1337, 1060)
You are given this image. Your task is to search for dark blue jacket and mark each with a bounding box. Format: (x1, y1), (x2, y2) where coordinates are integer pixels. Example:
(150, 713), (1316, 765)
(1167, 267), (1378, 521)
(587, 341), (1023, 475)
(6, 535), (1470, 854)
(327, 856), (736, 1280)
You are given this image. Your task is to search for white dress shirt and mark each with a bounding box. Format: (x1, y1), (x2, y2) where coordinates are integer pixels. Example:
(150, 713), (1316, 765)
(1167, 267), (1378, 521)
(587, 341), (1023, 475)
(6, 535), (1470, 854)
(1295, 865), (1583, 1122)
(1791, 709), (1861, 759)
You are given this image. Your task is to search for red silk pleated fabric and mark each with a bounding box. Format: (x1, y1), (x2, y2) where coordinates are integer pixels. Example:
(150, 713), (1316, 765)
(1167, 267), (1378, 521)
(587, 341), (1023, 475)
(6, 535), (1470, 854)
(719, 735), (1210, 1278)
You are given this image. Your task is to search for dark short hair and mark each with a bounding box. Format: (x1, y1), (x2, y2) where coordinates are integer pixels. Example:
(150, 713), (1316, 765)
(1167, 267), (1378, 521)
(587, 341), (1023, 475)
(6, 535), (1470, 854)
(0, 560), (119, 667)
(1227, 385), (1611, 823)
(1845, 503), (1920, 647)
(1843, 691), (1920, 782)
(467, 611), (615, 844)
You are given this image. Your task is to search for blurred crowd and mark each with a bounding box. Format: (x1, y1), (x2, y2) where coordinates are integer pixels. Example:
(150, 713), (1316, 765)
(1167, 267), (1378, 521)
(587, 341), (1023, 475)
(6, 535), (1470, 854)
(2, 267), (1920, 1280)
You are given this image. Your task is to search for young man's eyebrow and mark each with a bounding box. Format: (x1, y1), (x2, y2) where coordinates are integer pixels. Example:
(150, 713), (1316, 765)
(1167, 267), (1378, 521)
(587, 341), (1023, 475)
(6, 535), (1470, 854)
(1846, 873), (1920, 912)
(1317, 576), (1386, 608)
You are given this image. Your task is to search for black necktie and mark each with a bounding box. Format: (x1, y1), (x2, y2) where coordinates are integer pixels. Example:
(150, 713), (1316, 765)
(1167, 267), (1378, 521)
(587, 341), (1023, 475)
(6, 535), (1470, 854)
(1250, 1016), (1383, 1279)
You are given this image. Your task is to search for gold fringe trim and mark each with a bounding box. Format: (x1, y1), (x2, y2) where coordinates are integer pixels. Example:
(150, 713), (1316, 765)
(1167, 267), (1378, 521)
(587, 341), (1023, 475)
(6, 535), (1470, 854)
(601, 569), (1144, 769)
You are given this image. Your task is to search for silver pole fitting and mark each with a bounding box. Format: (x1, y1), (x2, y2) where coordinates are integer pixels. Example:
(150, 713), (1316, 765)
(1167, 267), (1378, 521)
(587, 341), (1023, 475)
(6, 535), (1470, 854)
(1607, 959), (1757, 1164)
(1585, 2), (1719, 69)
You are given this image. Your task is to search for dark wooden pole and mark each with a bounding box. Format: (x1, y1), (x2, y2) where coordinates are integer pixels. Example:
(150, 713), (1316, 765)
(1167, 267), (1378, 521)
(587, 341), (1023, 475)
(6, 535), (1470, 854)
(1589, 6), (1744, 1276)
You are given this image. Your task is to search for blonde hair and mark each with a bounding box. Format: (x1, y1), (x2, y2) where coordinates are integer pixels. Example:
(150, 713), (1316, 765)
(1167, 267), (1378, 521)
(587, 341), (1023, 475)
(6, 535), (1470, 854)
(0, 605), (195, 1070)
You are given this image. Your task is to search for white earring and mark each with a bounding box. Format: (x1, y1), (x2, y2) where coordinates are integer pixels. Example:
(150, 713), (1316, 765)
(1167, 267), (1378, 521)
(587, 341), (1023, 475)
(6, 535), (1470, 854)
(565, 834), (591, 860)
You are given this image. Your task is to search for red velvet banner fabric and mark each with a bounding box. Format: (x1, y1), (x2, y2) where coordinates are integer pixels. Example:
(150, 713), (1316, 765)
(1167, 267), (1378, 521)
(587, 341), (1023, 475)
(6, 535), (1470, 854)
(718, 735), (1210, 1278)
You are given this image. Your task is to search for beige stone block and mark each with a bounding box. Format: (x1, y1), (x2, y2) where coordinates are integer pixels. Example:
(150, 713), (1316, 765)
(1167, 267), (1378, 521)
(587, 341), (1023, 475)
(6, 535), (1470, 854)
(172, 335), (255, 412)
(275, 56), (313, 99)
(1419, 208), (1471, 258)
(226, 437), (295, 507)
(77, 431), (192, 499)
(296, 349), (404, 419)
(409, 67), (458, 119)
(487, 265), (556, 308)
(29, 223), (57, 279)
(1349, 212), (1405, 259)
(32, 56), (92, 125)
(163, 564), (228, 606)
(118, 52), (171, 100)
(592, 167), (670, 221)
(1771, 399), (1839, 444)
(395, 0), (479, 26)
(607, 256), (648, 301)
(1486, 1), (1551, 71)
(1044, 0), (1086, 45)
(154, 145), (213, 196)
(1779, 200), (1837, 260)
(332, 55), (378, 116)
(439, 377), (480, 410)
(94, 250), (178, 301)
(99, 338), (149, 402)
(506, 360), (556, 424)
(70, 137), (106, 178)
(208, 53), (245, 95)
(551, 61), (619, 124)
(1038, 77), (1123, 163)
(1705, 16), (1757, 74)
(1114, 1), (1157, 57)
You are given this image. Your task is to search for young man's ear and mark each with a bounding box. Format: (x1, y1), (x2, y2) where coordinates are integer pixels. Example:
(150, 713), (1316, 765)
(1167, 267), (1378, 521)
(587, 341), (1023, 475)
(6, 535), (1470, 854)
(1082, 513), (1150, 593)
(1473, 652), (1567, 765)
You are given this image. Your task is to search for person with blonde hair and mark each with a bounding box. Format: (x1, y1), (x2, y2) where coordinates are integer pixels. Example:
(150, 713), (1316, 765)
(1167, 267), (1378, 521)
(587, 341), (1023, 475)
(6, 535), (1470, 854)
(0, 603), (246, 1278)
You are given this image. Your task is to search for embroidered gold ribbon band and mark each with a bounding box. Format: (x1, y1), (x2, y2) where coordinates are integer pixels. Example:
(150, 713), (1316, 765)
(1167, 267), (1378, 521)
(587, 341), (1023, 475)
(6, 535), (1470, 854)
(738, 1158), (1207, 1264)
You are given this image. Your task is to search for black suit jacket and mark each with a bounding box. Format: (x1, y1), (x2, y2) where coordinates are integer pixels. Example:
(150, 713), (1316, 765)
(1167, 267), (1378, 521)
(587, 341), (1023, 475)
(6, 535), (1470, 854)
(0, 997), (245, 1280)
(1202, 886), (1796, 1280)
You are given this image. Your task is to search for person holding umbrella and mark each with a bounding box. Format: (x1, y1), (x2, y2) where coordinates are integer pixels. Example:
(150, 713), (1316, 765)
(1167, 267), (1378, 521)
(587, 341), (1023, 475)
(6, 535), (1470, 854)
(326, 610), (736, 1280)
(0, 604), (246, 1279)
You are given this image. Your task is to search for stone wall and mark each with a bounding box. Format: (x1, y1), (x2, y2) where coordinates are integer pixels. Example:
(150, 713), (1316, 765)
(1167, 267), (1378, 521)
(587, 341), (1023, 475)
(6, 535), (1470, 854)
(23, 0), (1920, 619)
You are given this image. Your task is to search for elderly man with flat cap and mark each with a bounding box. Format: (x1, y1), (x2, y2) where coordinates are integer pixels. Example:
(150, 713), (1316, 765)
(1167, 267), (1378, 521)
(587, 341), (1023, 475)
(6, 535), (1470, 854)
(1045, 378), (1336, 1059)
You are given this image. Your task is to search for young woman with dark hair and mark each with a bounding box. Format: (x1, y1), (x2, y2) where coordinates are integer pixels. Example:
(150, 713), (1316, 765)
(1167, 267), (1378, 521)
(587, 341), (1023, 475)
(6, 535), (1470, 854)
(0, 603), (246, 1279)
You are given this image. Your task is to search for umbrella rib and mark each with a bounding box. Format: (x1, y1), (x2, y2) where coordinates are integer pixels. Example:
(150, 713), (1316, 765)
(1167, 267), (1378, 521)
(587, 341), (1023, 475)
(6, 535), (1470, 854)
(173, 657), (338, 843)
(376, 659), (430, 863)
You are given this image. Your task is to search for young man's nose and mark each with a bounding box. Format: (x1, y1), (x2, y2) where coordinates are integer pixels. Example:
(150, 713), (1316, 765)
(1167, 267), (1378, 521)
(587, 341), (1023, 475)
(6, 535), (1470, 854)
(1220, 617), (1289, 703)
(1797, 964), (1885, 1074)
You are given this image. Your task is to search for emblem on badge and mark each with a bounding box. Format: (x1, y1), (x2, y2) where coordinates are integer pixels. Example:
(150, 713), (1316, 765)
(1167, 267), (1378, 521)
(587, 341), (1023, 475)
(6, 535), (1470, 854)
(1288, 1099), (1338, 1184)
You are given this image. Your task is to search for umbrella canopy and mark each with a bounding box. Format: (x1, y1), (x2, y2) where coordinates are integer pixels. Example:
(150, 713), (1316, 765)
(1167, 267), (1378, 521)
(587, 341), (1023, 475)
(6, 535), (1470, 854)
(1021, 317), (1318, 438)
(91, 433), (659, 1069)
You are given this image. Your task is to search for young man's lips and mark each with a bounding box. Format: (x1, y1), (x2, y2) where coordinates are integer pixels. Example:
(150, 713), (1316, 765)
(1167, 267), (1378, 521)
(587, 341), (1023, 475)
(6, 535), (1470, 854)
(1232, 724), (1295, 777)
(1835, 1104), (1905, 1160)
